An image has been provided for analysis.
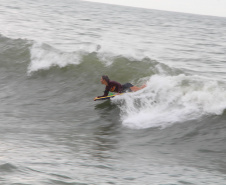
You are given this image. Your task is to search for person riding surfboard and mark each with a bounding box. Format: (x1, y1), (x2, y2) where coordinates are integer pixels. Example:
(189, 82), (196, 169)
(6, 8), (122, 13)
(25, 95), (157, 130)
(94, 75), (146, 101)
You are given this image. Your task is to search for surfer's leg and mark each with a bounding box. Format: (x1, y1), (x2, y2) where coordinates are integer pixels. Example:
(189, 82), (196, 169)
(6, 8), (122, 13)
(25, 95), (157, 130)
(130, 84), (146, 92)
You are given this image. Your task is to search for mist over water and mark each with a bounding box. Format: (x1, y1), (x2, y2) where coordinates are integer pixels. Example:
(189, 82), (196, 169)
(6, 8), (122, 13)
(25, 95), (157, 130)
(0, 0), (226, 184)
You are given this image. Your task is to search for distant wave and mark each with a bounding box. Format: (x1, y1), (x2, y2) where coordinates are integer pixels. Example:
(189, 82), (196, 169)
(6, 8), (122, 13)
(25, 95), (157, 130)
(0, 163), (18, 173)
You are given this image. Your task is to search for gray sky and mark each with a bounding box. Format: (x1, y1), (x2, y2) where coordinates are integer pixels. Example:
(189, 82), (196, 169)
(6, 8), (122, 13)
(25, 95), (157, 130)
(84, 0), (226, 17)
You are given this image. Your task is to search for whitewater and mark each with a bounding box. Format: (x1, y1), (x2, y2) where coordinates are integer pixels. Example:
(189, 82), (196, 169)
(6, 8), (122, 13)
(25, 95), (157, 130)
(0, 0), (226, 184)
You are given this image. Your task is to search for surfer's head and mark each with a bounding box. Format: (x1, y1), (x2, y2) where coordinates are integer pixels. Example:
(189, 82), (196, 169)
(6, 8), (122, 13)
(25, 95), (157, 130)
(101, 75), (110, 85)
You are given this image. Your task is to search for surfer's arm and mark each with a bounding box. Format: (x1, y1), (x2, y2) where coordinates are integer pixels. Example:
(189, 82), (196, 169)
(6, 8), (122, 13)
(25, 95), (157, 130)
(103, 89), (109, 97)
(94, 89), (109, 101)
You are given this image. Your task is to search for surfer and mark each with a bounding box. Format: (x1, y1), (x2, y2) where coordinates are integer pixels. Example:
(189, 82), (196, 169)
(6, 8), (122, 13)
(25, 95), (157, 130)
(94, 75), (146, 101)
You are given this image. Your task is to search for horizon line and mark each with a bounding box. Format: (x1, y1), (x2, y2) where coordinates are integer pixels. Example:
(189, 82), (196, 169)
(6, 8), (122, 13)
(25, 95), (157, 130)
(82, 0), (226, 18)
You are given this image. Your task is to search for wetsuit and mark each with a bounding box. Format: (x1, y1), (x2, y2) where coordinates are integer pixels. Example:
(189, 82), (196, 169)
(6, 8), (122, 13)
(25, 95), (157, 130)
(122, 83), (133, 92)
(98, 81), (133, 97)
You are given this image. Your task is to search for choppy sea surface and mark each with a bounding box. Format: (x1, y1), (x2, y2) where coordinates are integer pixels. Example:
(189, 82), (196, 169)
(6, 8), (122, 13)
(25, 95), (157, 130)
(0, 0), (226, 184)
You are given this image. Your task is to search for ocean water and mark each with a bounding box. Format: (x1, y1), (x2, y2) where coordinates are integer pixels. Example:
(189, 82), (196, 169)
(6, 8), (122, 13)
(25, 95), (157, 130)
(0, 0), (226, 184)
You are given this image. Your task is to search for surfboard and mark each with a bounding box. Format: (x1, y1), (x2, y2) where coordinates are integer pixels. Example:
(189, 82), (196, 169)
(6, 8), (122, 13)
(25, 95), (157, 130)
(94, 93), (123, 101)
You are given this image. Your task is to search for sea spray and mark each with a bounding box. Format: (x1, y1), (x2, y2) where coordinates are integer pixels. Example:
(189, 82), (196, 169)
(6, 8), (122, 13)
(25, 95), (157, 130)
(113, 74), (226, 129)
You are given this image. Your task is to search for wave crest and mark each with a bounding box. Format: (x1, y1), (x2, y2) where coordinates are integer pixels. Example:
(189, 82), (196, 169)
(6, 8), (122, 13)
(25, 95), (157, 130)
(28, 42), (82, 74)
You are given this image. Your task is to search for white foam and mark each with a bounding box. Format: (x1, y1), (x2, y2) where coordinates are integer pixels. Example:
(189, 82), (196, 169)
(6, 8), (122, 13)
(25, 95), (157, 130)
(113, 74), (226, 129)
(27, 42), (82, 74)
